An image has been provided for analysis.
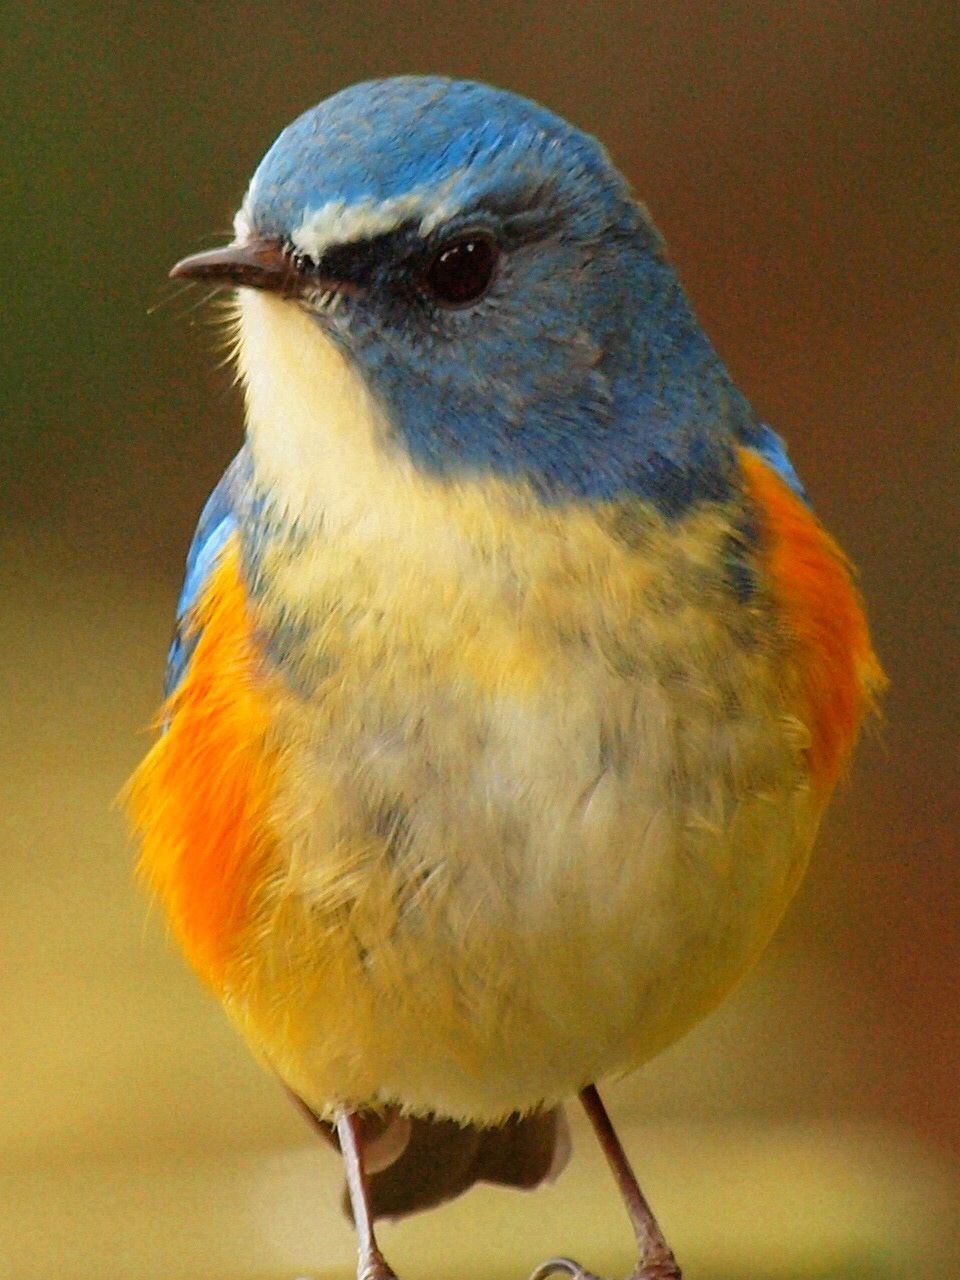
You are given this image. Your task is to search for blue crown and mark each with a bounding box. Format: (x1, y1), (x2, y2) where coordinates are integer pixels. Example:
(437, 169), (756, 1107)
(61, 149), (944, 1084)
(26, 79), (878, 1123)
(247, 77), (640, 246)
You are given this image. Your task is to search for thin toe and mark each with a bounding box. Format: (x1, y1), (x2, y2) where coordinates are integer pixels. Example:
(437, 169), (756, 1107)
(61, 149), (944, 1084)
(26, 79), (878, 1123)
(528, 1258), (604, 1280)
(527, 1256), (682, 1280)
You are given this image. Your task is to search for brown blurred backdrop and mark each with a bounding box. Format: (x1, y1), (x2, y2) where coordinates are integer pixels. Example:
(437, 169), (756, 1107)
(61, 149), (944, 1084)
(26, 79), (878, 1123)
(2, 3), (958, 1278)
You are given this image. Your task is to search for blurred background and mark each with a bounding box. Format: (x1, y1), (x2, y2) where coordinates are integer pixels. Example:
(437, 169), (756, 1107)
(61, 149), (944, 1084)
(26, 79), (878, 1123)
(1, 3), (957, 1278)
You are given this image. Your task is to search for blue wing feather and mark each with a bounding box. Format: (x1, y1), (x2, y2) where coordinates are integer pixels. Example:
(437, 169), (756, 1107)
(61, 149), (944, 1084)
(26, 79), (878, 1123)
(164, 451), (250, 697)
(737, 421), (808, 502)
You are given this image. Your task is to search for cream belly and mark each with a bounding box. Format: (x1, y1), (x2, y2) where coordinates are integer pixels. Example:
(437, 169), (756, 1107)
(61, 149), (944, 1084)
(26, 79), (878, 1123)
(225, 532), (820, 1124)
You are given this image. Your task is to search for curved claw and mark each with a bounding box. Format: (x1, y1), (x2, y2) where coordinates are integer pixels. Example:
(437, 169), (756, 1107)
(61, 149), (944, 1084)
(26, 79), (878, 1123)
(528, 1259), (604, 1280)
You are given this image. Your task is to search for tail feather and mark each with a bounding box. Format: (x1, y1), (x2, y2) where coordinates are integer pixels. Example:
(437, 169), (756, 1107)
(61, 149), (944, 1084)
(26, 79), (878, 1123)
(297, 1099), (570, 1221)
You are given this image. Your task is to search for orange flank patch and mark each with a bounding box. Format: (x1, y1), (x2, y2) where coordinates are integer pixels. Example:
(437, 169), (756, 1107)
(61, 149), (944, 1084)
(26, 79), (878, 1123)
(126, 541), (276, 991)
(740, 448), (884, 791)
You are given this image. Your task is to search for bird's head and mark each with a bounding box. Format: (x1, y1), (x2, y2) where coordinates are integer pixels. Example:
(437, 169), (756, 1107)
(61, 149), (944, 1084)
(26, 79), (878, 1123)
(174, 77), (754, 522)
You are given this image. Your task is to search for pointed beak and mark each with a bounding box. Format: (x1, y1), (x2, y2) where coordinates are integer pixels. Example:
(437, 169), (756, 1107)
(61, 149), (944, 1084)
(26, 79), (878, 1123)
(169, 237), (303, 295)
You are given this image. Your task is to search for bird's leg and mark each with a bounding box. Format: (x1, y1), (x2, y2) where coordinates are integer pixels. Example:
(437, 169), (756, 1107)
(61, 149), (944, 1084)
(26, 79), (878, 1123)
(336, 1108), (399, 1280)
(528, 1085), (681, 1280)
(580, 1085), (681, 1279)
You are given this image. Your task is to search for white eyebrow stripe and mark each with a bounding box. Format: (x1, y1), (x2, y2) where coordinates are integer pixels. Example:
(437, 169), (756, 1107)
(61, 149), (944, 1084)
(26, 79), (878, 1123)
(285, 169), (470, 261)
(233, 183), (260, 243)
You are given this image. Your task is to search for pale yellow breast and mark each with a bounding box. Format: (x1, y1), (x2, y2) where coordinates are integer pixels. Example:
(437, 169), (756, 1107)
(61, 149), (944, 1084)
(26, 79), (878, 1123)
(227, 494), (817, 1122)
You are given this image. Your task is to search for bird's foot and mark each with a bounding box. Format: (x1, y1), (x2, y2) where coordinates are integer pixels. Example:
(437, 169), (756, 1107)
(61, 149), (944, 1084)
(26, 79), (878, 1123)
(359, 1249), (398, 1280)
(528, 1252), (681, 1280)
(529, 1258), (603, 1280)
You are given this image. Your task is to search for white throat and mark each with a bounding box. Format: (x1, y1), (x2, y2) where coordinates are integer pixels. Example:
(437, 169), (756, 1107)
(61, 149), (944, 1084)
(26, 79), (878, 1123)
(236, 289), (424, 538)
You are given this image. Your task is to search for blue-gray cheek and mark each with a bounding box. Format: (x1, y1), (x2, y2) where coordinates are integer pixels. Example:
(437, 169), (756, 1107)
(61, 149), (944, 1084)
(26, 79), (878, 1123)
(335, 270), (749, 516)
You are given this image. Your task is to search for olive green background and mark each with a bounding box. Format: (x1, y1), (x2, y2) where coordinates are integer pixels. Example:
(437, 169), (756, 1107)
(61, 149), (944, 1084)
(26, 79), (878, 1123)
(2, 3), (958, 1278)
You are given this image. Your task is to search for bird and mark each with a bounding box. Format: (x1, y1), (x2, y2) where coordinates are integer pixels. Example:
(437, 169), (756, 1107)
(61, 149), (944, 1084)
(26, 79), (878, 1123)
(128, 75), (883, 1280)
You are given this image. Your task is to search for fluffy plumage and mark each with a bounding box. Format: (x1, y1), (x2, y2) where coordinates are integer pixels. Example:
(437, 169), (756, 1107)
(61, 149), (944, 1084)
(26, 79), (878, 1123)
(129, 75), (881, 1214)
(131, 440), (877, 1120)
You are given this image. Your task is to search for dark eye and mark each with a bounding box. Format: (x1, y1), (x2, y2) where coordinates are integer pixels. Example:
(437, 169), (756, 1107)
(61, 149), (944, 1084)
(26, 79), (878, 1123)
(421, 235), (498, 307)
